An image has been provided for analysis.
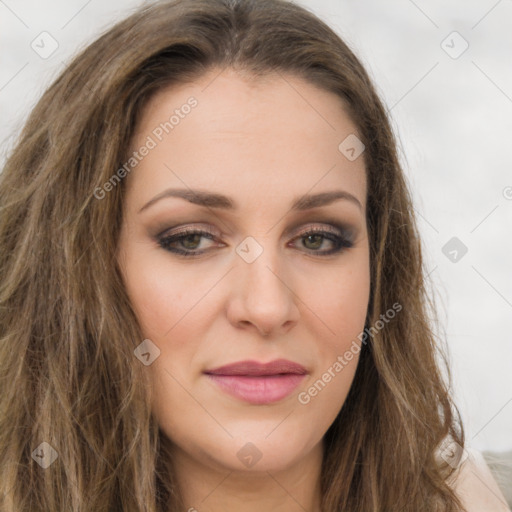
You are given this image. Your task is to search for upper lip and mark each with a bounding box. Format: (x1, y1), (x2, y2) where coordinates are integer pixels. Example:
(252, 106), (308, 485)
(204, 359), (307, 376)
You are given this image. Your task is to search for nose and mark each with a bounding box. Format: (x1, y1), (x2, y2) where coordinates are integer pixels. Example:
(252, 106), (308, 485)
(226, 242), (300, 337)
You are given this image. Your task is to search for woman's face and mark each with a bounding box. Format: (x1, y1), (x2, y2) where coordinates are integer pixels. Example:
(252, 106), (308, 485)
(117, 67), (370, 474)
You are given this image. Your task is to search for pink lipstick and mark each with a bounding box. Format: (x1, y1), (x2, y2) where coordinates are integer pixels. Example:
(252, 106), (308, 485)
(204, 359), (307, 405)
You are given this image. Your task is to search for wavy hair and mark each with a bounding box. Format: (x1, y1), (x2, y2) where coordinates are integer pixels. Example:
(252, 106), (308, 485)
(0, 0), (465, 510)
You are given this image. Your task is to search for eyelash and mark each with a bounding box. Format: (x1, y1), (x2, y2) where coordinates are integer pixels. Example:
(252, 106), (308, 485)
(157, 225), (354, 258)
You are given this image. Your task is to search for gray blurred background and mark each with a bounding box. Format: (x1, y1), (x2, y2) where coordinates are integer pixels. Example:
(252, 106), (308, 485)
(1, 0), (511, 453)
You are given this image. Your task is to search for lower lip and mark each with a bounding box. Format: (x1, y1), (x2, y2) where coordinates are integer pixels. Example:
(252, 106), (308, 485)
(205, 374), (306, 404)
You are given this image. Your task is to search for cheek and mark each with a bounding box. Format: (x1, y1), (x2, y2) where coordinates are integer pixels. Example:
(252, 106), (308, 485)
(120, 251), (218, 390)
(295, 287), (368, 432)
(120, 250), (209, 340)
(299, 256), (369, 407)
(311, 258), (370, 351)
(121, 259), (211, 430)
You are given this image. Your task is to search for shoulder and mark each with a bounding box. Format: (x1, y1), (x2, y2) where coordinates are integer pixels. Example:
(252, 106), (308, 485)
(449, 447), (511, 512)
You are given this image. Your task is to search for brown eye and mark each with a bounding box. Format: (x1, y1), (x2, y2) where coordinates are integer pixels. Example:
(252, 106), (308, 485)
(158, 228), (221, 257)
(157, 225), (354, 258)
(180, 233), (203, 249)
(291, 227), (354, 256)
(302, 234), (324, 250)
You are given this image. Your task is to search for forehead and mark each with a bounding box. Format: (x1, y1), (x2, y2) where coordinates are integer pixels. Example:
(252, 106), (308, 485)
(127, 67), (366, 210)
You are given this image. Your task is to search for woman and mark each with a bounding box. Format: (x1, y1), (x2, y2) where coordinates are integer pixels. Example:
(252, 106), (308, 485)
(0, 0), (508, 510)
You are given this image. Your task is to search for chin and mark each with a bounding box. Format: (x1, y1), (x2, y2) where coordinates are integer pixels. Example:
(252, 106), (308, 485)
(199, 427), (321, 475)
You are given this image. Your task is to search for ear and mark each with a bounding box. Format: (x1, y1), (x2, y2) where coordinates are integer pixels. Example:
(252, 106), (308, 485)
(450, 448), (511, 512)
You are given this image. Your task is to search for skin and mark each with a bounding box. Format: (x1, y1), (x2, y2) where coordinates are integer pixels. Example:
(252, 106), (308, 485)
(449, 449), (511, 512)
(117, 67), (370, 512)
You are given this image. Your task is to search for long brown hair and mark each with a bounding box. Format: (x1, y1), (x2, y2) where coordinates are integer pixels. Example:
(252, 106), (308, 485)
(0, 0), (465, 510)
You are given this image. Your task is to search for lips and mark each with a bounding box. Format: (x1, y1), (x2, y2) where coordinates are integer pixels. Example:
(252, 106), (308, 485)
(205, 359), (307, 377)
(204, 359), (307, 404)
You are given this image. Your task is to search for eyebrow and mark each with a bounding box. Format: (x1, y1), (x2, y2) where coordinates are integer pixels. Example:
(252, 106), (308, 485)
(137, 188), (363, 213)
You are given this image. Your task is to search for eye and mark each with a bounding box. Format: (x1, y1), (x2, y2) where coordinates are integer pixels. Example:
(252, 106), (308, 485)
(157, 224), (354, 258)
(157, 227), (223, 257)
(289, 225), (354, 256)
